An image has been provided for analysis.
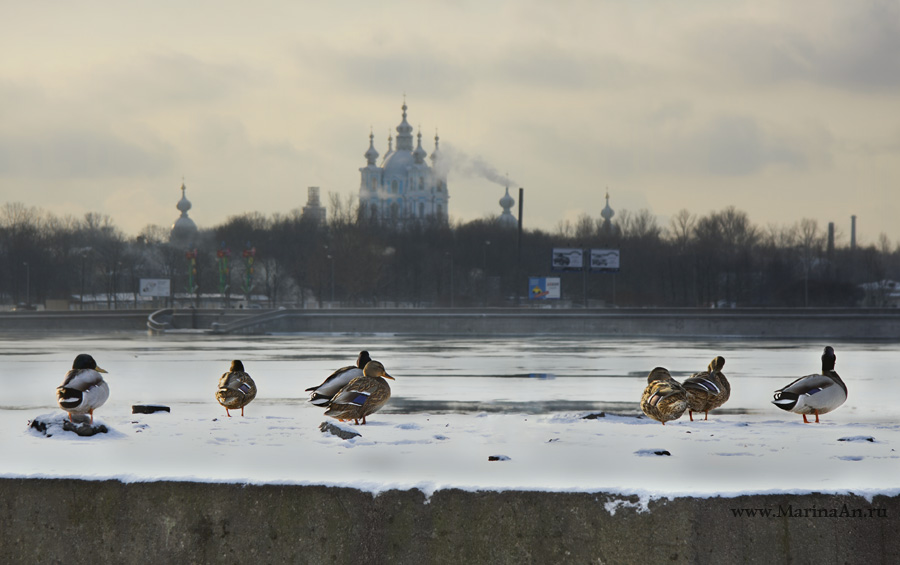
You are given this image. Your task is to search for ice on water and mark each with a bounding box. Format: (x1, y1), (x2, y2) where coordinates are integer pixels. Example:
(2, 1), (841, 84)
(2, 333), (899, 500)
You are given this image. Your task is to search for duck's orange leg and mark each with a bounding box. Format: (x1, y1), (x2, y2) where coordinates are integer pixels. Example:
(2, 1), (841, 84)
(814, 410), (820, 423)
(226, 408), (232, 418)
(704, 411), (709, 421)
(689, 410), (694, 422)
(241, 406), (245, 417)
(89, 409), (94, 424)
(803, 414), (810, 423)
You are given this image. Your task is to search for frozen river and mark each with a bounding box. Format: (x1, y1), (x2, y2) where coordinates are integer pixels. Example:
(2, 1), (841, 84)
(2, 331), (896, 420)
(3, 331), (898, 497)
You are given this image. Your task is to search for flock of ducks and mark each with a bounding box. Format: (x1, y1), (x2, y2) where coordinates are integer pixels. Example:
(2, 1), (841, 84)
(55, 347), (847, 428)
(55, 350), (396, 426)
(640, 346), (848, 425)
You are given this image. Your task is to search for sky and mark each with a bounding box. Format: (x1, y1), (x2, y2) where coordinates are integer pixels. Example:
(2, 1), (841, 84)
(1, 1), (899, 245)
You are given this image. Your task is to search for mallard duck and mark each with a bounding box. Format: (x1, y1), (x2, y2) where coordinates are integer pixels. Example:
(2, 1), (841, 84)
(324, 360), (394, 425)
(773, 346), (847, 423)
(640, 367), (687, 425)
(216, 360), (257, 417)
(57, 353), (109, 424)
(306, 350), (372, 407)
(683, 356), (730, 421)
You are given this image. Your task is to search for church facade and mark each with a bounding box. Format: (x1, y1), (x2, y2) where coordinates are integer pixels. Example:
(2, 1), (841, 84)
(358, 102), (449, 225)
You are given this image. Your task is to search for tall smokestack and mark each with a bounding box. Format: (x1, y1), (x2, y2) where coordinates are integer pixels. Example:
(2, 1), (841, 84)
(516, 188), (523, 306)
(827, 222), (835, 258)
(851, 215), (857, 251)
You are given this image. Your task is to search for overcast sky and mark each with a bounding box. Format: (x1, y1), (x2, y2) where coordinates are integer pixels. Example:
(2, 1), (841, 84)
(2, 0), (899, 244)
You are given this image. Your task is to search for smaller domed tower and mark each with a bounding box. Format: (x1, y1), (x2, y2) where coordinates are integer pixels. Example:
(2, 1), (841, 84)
(600, 190), (616, 235)
(498, 186), (517, 228)
(170, 181), (199, 244)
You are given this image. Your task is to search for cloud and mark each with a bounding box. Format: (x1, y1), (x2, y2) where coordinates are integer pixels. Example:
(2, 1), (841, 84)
(86, 52), (263, 112)
(0, 129), (175, 179)
(688, 2), (900, 90)
(698, 116), (807, 176)
(293, 39), (473, 99)
(492, 41), (637, 90)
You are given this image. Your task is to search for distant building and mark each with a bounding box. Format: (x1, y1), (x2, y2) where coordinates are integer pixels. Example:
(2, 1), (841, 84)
(170, 182), (198, 245)
(600, 190), (616, 235)
(301, 186), (327, 226)
(498, 186), (517, 228)
(358, 101), (449, 225)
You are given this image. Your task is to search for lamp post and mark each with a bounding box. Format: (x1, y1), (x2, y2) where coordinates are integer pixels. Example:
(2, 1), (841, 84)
(445, 252), (454, 308)
(327, 254), (335, 305)
(23, 262), (30, 307)
(482, 240), (491, 307)
(80, 253), (86, 310)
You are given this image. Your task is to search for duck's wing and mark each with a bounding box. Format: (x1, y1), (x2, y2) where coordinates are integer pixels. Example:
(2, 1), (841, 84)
(307, 366), (361, 404)
(330, 376), (387, 407)
(217, 371), (257, 403)
(58, 370), (108, 412)
(645, 380), (685, 406)
(682, 372), (722, 395)
(60, 368), (104, 391)
(776, 374), (834, 396)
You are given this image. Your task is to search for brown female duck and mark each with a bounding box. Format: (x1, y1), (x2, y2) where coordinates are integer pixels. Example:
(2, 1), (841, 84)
(216, 360), (257, 417)
(683, 356), (730, 421)
(324, 360), (394, 425)
(640, 367), (687, 425)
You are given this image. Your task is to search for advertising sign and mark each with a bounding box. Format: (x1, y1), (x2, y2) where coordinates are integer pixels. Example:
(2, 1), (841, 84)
(551, 248), (584, 272)
(139, 278), (171, 297)
(589, 249), (620, 273)
(529, 277), (561, 300)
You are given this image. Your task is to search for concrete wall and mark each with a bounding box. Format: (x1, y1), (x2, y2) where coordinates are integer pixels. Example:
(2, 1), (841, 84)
(248, 308), (900, 339)
(1, 308), (900, 339)
(1, 479), (896, 564)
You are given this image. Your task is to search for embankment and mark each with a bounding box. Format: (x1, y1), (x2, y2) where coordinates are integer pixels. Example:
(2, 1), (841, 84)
(1, 479), (896, 564)
(2, 307), (900, 338)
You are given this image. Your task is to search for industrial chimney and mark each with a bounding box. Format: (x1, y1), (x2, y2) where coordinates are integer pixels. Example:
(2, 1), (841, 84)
(851, 215), (857, 251)
(827, 222), (835, 258)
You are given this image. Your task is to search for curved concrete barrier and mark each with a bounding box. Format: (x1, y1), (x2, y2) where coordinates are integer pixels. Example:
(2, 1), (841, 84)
(146, 308), (174, 332)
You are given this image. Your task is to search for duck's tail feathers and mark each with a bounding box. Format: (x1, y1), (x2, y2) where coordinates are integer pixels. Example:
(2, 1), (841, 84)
(308, 393), (332, 406)
(57, 386), (83, 409)
(772, 391), (798, 411)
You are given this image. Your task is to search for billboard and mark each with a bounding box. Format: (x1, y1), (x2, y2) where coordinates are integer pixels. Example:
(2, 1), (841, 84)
(551, 248), (584, 272)
(529, 277), (560, 300)
(589, 249), (620, 273)
(139, 278), (171, 297)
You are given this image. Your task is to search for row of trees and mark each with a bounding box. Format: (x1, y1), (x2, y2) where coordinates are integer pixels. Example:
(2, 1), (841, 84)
(1, 198), (898, 309)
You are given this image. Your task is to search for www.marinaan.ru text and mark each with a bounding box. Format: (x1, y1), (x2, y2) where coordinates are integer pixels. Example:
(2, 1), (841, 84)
(731, 504), (888, 518)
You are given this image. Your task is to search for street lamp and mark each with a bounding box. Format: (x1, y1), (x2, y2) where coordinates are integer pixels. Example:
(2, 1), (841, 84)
(327, 254), (335, 304)
(482, 240), (491, 307)
(445, 252), (454, 308)
(23, 262), (30, 307)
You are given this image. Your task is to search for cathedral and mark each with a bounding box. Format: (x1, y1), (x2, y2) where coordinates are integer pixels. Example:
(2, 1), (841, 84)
(358, 102), (449, 225)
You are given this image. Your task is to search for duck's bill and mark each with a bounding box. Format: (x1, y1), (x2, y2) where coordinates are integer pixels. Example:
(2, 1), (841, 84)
(96, 367), (108, 373)
(383, 373), (395, 380)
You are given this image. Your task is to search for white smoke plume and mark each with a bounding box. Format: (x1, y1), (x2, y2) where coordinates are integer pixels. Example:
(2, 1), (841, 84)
(435, 143), (515, 187)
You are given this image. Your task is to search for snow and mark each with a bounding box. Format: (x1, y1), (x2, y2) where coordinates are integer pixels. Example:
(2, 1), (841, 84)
(2, 332), (899, 504)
